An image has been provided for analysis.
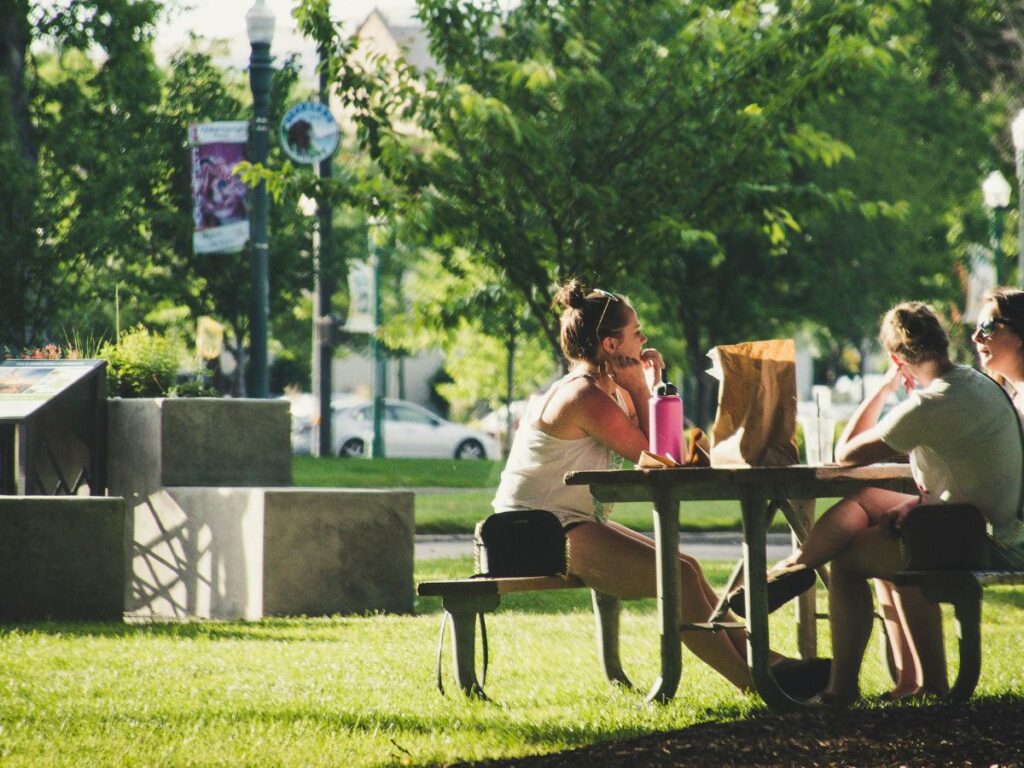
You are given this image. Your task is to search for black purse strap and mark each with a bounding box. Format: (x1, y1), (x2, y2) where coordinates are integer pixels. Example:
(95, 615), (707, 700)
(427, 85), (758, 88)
(434, 611), (488, 696)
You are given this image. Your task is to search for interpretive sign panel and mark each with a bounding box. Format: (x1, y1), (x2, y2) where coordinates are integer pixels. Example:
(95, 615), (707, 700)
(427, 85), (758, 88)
(0, 360), (105, 421)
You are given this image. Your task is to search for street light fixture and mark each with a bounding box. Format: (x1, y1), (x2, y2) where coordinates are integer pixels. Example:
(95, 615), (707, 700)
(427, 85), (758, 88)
(982, 170), (1012, 286)
(1012, 109), (1024, 288)
(246, 0), (275, 398)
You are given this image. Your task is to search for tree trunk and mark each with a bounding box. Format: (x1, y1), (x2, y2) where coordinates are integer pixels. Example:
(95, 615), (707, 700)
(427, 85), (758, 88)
(0, 2), (36, 348)
(0, 1), (34, 166)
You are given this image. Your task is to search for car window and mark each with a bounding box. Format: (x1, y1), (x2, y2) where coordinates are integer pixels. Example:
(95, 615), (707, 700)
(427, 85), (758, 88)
(388, 405), (437, 425)
(347, 405), (371, 421)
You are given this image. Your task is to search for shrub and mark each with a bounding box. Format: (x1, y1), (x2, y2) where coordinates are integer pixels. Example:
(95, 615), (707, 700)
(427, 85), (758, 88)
(100, 326), (184, 398)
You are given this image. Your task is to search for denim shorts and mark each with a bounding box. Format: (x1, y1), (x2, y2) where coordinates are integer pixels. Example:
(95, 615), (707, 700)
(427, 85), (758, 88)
(988, 537), (1024, 570)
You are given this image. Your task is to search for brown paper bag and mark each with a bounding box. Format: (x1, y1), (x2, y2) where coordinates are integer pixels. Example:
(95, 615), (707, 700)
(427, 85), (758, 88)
(707, 338), (799, 467)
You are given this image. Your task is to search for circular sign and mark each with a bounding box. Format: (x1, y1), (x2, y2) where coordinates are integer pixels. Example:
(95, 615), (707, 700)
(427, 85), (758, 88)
(279, 101), (340, 165)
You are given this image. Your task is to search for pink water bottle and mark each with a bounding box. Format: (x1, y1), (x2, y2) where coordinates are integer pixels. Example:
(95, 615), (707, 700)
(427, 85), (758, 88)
(649, 369), (684, 464)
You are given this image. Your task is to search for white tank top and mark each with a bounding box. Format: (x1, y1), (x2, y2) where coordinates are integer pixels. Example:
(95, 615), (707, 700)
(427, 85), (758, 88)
(491, 375), (628, 527)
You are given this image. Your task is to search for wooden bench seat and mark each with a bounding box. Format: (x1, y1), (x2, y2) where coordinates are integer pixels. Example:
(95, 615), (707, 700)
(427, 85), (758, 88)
(891, 569), (1024, 701)
(417, 576), (631, 699)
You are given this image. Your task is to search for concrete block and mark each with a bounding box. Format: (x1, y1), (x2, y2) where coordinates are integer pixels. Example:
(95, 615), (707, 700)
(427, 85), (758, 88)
(263, 489), (415, 616)
(127, 487), (414, 620)
(108, 398), (291, 492)
(0, 497), (126, 620)
(129, 488), (264, 620)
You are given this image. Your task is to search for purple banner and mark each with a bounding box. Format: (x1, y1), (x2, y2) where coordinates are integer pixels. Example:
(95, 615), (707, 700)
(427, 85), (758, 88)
(189, 122), (250, 254)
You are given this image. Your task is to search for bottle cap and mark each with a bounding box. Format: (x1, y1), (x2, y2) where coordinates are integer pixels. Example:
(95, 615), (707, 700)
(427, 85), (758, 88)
(655, 368), (678, 396)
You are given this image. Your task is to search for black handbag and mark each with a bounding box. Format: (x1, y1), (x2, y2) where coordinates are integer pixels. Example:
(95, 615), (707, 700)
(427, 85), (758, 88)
(474, 510), (568, 577)
(900, 504), (991, 571)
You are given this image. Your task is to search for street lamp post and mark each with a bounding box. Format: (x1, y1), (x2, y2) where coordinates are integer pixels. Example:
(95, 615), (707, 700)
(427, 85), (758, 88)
(246, 0), (275, 398)
(1012, 110), (1024, 288)
(982, 170), (1012, 286)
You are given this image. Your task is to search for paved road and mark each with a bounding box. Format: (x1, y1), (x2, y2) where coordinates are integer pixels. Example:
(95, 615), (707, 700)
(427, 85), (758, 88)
(416, 531), (795, 562)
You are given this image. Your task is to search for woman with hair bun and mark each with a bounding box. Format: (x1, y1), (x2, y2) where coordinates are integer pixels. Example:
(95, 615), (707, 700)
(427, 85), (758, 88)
(492, 278), (803, 692)
(728, 300), (1023, 704)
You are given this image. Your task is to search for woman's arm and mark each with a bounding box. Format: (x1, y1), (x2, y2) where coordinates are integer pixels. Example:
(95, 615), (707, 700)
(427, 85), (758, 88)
(834, 364), (906, 465)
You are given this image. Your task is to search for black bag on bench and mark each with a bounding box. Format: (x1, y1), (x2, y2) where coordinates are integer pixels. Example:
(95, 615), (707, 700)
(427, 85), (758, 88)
(900, 504), (991, 571)
(474, 510), (568, 577)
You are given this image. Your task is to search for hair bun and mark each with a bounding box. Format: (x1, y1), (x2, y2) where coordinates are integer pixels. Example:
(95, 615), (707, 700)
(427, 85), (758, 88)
(553, 278), (588, 311)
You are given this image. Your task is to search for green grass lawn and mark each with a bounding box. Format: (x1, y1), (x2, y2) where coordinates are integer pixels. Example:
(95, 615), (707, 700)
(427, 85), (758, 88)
(294, 456), (799, 534)
(0, 558), (1021, 766)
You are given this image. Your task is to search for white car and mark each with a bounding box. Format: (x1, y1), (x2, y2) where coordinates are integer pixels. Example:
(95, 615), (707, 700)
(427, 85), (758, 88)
(331, 398), (499, 459)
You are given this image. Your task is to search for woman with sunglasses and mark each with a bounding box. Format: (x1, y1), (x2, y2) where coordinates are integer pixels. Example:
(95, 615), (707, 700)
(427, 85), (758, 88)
(973, 287), (1024, 412)
(491, 279), (817, 693)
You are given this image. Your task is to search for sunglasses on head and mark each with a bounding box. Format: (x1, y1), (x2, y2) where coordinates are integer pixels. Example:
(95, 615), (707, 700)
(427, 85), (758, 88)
(591, 289), (621, 338)
(974, 317), (1010, 340)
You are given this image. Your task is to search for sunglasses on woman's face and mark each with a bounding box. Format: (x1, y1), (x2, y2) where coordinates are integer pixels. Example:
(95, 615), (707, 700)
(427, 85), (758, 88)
(974, 317), (1010, 340)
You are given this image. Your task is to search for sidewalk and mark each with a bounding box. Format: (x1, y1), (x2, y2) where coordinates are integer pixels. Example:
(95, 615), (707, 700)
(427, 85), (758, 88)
(416, 531), (795, 562)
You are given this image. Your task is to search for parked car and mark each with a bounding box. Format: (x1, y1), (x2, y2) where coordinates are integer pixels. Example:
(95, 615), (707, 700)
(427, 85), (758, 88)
(331, 398), (500, 459)
(281, 393), (316, 455)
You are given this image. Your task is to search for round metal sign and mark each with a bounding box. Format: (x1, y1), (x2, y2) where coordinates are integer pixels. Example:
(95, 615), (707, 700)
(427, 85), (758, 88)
(279, 101), (340, 165)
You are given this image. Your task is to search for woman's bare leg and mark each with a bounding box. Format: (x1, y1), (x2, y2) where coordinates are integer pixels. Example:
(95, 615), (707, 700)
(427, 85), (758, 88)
(603, 520), (750, 656)
(567, 520), (752, 690)
(796, 488), (917, 568)
(874, 579), (922, 697)
(824, 526), (925, 704)
(892, 585), (948, 696)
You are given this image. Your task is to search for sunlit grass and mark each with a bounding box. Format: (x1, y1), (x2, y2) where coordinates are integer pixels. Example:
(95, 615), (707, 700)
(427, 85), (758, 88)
(0, 557), (1017, 766)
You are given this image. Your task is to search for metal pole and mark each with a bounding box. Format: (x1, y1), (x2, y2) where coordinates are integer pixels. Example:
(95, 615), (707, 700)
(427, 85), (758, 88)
(505, 323), (515, 458)
(316, 55), (334, 456)
(992, 206), (1006, 286)
(370, 244), (386, 458)
(248, 40), (272, 398)
(1017, 147), (1024, 288)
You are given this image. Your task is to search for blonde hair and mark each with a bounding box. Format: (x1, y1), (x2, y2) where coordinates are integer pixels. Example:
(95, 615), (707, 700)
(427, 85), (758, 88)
(879, 302), (948, 364)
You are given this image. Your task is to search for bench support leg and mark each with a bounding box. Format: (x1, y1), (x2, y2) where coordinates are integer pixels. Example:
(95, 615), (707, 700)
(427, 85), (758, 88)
(920, 580), (983, 702)
(440, 594), (500, 699)
(592, 590), (632, 689)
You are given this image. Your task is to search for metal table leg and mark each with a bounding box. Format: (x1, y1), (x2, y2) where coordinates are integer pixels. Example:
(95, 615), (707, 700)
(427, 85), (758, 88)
(741, 491), (800, 710)
(646, 487), (681, 704)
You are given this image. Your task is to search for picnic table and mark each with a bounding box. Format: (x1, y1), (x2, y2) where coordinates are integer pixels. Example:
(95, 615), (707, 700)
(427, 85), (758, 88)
(564, 463), (916, 709)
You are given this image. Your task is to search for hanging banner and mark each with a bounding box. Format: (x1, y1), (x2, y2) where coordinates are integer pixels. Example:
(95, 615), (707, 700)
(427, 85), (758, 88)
(346, 260), (376, 333)
(196, 316), (225, 361)
(189, 121), (250, 254)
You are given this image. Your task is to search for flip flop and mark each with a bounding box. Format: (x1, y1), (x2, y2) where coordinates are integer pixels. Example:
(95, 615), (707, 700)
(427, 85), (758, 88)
(727, 564), (816, 619)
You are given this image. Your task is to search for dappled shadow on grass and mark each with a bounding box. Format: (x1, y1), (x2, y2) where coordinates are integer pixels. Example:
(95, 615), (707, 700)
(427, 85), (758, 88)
(453, 694), (1024, 768)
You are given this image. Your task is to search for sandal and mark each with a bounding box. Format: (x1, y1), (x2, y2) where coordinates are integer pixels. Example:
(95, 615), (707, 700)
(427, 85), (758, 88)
(727, 564), (816, 619)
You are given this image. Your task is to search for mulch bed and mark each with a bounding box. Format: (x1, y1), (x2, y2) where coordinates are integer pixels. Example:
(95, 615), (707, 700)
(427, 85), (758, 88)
(454, 697), (1024, 767)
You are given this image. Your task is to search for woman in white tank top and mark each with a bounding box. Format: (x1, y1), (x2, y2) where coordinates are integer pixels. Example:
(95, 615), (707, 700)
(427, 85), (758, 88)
(490, 279), (772, 692)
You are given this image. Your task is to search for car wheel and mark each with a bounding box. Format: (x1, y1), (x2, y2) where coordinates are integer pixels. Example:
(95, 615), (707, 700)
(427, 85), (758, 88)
(455, 439), (486, 460)
(339, 438), (365, 458)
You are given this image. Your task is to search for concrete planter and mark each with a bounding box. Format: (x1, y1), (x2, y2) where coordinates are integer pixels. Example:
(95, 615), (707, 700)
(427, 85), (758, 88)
(107, 397), (292, 491)
(107, 398), (414, 619)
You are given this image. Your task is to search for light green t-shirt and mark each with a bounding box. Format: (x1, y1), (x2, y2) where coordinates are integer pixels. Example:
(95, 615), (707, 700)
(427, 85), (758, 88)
(877, 366), (1023, 545)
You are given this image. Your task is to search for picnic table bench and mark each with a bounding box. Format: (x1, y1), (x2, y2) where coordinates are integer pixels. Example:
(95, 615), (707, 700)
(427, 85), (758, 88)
(891, 568), (1024, 701)
(418, 573), (747, 699)
(417, 576), (633, 699)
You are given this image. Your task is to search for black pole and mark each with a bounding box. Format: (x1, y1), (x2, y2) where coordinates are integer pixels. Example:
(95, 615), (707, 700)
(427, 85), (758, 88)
(248, 39), (272, 398)
(316, 52), (334, 456)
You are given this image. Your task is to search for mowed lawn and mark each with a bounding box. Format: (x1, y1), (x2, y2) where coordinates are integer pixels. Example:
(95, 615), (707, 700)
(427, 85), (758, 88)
(292, 456), (791, 533)
(0, 557), (1023, 766)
